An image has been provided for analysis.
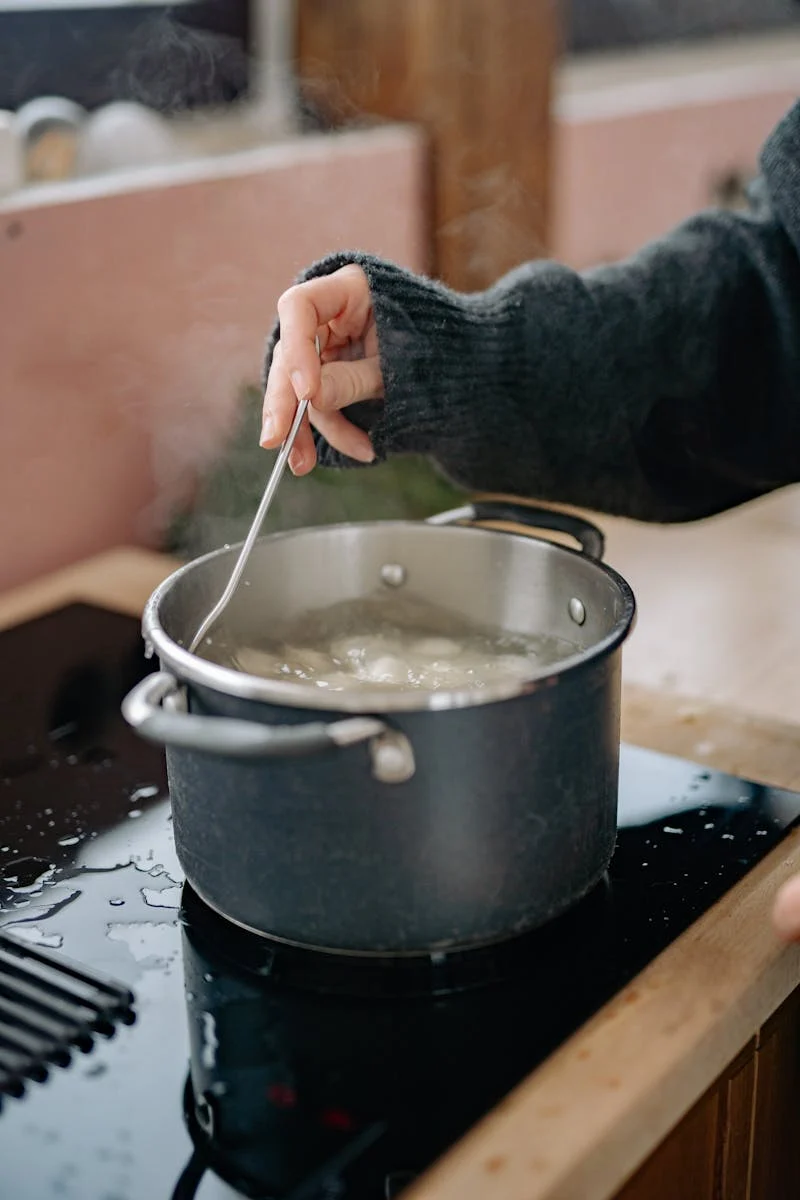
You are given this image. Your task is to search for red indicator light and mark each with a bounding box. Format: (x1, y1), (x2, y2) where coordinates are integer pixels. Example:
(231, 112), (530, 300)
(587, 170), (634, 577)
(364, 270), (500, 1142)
(267, 1083), (297, 1108)
(321, 1108), (355, 1132)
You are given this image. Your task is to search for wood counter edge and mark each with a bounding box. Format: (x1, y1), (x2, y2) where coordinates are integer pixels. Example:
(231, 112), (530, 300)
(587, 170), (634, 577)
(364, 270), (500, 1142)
(0, 546), (180, 632)
(3, 547), (800, 1200)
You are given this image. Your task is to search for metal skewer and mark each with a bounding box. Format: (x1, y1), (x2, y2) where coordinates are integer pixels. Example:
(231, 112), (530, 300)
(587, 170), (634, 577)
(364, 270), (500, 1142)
(188, 338), (318, 655)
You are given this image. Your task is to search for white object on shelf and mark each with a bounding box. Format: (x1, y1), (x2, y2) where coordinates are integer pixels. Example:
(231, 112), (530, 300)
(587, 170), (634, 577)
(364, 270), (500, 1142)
(0, 111), (23, 196)
(76, 102), (176, 176)
(14, 96), (86, 182)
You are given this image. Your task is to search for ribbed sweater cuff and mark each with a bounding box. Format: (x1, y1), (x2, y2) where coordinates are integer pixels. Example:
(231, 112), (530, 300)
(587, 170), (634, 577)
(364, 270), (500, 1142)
(263, 250), (523, 468)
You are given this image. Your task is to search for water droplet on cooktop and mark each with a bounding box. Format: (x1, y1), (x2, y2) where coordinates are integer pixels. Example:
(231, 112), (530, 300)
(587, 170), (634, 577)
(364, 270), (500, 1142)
(10, 881), (43, 896)
(9, 925), (63, 949)
(704, 822), (715, 829)
(663, 826), (683, 835)
(57, 834), (82, 847)
(2, 856), (53, 887)
(130, 784), (159, 803)
(203, 972), (214, 983)
(756, 829), (768, 836)
(141, 886), (180, 909)
(109, 897), (125, 907)
(128, 810), (142, 819)
(722, 833), (734, 840)
(106, 921), (178, 966)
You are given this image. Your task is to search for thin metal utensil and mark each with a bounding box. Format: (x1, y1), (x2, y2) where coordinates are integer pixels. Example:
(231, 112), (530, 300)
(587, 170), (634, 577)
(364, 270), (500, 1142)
(187, 337), (319, 655)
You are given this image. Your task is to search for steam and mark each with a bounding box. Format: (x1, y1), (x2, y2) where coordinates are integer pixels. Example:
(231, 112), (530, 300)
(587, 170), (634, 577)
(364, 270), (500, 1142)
(163, 388), (463, 561)
(0, 7), (251, 114)
(438, 165), (548, 285)
(114, 12), (249, 114)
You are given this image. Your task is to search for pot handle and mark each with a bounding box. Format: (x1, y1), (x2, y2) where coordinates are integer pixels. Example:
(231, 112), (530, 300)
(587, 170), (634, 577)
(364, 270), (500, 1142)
(122, 671), (387, 761)
(428, 501), (605, 560)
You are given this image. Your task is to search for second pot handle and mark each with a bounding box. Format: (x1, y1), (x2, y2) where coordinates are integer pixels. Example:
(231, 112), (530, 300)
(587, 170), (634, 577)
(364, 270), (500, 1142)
(121, 671), (415, 784)
(428, 501), (605, 561)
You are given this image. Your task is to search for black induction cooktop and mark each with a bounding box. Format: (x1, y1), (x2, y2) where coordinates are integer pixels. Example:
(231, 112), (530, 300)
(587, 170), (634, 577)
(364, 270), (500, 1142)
(1, 602), (799, 1200)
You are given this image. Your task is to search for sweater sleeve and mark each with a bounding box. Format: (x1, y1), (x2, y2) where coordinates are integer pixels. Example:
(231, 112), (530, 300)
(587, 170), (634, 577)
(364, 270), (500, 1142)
(263, 101), (800, 523)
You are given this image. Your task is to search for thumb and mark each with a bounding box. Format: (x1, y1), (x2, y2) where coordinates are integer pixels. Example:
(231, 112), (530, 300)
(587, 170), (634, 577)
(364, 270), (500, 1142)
(314, 356), (384, 413)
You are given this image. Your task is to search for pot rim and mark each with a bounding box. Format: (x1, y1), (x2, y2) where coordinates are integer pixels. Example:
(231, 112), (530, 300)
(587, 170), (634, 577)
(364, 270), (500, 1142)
(143, 520), (637, 713)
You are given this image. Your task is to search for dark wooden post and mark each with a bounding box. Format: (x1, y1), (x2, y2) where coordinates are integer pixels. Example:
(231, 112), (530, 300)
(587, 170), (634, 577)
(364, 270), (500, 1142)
(296, 0), (557, 291)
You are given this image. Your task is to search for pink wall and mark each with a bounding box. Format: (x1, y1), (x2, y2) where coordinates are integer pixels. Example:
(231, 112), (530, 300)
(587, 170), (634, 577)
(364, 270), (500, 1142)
(551, 72), (800, 268)
(5, 54), (798, 596)
(0, 126), (427, 592)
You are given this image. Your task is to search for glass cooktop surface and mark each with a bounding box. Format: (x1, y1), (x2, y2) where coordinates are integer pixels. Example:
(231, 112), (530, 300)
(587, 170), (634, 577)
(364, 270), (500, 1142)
(1, 603), (799, 1200)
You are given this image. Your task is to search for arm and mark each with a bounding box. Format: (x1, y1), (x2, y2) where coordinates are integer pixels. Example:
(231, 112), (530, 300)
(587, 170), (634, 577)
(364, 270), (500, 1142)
(264, 102), (800, 522)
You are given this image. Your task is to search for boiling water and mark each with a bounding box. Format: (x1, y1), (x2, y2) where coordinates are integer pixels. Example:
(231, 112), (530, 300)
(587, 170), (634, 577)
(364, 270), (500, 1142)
(199, 594), (580, 693)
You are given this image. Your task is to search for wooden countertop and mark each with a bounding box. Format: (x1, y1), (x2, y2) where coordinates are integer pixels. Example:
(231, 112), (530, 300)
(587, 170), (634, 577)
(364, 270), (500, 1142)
(2, 529), (800, 1200)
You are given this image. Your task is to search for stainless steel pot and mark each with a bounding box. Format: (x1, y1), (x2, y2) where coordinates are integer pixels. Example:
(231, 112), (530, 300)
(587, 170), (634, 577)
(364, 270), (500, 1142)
(122, 501), (636, 955)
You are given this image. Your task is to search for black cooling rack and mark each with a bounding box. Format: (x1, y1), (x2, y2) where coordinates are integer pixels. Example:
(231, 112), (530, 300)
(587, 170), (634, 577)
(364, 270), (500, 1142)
(0, 931), (135, 1106)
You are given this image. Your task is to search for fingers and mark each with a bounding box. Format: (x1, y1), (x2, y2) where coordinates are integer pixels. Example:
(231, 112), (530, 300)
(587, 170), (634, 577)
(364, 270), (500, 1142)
(261, 264), (377, 474)
(261, 343), (375, 469)
(310, 408), (375, 463)
(306, 354), (382, 463)
(260, 342), (315, 474)
(276, 265), (371, 403)
(315, 355), (384, 413)
(772, 875), (800, 940)
(261, 341), (298, 447)
(287, 419), (318, 476)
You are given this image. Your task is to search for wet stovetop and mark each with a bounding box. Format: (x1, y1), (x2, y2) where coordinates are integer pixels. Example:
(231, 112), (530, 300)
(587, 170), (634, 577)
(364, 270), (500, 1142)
(1, 602), (800, 1200)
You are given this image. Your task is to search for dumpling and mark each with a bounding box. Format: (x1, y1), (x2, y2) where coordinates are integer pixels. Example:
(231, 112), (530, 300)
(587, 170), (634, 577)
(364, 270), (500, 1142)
(360, 655), (413, 686)
(411, 637), (462, 659)
(234, 647), (282, 678)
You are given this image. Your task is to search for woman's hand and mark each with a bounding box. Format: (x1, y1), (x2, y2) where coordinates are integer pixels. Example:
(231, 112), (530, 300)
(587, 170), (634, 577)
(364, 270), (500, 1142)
(772, 874), (800, 940)
(261, 264), (384, 475)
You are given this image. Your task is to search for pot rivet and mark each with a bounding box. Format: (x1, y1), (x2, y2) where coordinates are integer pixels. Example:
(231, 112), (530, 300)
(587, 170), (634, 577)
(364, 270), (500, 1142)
(380, 563), (407, 588)
(568, 597), (586, 625)
(370, 730), (416, 784)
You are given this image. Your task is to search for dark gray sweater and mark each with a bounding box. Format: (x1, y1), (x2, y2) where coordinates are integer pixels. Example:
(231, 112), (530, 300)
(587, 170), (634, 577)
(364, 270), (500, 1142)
(265, 100), (800, 522)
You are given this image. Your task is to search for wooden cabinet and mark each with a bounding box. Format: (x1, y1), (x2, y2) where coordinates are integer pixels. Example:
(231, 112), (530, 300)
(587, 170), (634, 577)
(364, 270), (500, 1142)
(750, 987), (800, 1200)
(616, 987), (800, 1200)
(296, 0), (557, 291)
